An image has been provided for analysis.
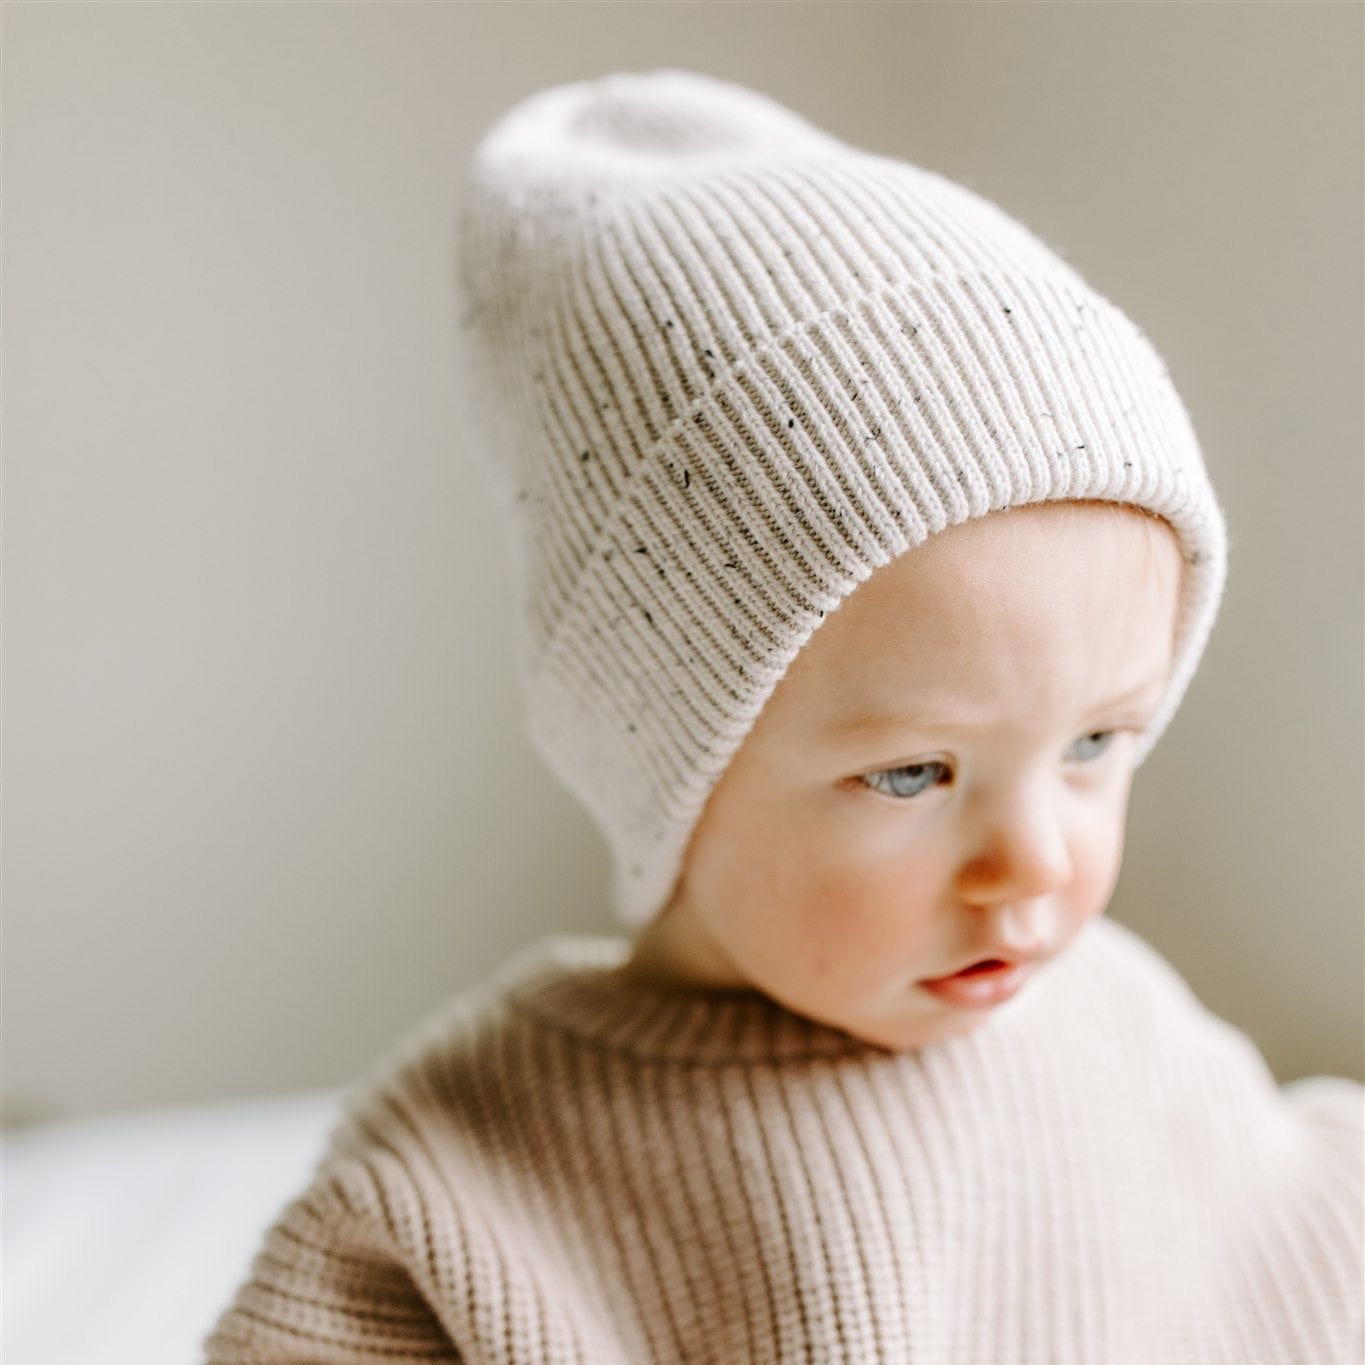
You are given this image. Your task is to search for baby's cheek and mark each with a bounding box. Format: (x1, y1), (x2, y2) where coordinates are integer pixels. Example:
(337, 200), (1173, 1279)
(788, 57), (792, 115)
(1071, 804), (1129, 918)
(785, 864), (924, 992)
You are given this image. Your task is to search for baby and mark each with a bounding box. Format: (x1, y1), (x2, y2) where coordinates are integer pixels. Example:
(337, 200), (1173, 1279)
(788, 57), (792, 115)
(204, 70), (1363, 1364)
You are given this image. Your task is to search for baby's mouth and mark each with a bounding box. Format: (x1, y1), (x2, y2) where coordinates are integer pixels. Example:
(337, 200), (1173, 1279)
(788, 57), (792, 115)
(922, 957), (1014, 983)
(917, 957), (1037, 1008)
(953, 959), (1008, 976)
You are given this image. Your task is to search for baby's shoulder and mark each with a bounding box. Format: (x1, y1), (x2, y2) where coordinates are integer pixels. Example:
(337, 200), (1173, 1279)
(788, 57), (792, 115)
(1062, 913), (1223, 1027)
(1064, 911), (1195, 999)
(1051, 916), (1365, 1136)
(318, 933), (624, 1165)
(1033, 914), (1281, 1084)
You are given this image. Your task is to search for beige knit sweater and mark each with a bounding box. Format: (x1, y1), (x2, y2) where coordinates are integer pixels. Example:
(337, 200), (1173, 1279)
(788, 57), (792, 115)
(202, 915), (1363, 1364)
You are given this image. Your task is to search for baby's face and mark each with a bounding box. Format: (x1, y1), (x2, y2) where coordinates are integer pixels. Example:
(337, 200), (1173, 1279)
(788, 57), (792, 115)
(618, 501), (1185, 1051)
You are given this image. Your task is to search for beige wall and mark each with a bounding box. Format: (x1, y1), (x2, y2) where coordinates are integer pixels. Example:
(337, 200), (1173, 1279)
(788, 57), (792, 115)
(6, 2), (1360, 1125)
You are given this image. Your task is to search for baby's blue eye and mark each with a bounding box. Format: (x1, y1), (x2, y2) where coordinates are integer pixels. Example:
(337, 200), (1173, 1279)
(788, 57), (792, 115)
(1068, 730), (1117, 762)
(862, 731), (1121, 801)
(862, 761), (950, 800)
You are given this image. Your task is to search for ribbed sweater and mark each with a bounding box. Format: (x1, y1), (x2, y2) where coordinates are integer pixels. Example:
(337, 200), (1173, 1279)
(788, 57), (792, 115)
(202, 915), (1363, 1364)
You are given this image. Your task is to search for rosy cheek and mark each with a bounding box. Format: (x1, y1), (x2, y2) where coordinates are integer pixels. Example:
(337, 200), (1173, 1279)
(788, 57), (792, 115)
(790, 873), (906, 983)
(1072, 816), (1126, 917)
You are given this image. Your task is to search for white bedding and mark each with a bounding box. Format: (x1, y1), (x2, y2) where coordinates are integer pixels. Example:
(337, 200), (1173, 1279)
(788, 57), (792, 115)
(3, 1087), (345, 1365)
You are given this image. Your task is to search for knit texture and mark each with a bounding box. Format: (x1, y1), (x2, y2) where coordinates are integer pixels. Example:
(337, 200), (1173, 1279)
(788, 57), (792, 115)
(202, 916), (1363, 1364)
(453, 69), (1230, 928)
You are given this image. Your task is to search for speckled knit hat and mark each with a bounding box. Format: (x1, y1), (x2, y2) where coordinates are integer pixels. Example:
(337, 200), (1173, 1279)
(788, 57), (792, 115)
(452, 68), (1229, 930)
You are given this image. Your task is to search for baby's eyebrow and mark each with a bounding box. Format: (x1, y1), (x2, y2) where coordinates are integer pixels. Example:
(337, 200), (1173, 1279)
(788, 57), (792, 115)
(824, 669), (1171, 745)
(826, 705), (989, 743)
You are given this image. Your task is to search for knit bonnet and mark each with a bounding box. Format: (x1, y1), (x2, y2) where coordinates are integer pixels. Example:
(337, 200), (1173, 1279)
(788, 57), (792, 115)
(452, 69), (1229, 930)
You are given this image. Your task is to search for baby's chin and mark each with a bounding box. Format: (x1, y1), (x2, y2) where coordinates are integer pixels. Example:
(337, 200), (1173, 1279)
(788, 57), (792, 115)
(797, 995), (1001, 1054)
(844, 1013), (996, 1054)
(849, 966), (1064, 1051)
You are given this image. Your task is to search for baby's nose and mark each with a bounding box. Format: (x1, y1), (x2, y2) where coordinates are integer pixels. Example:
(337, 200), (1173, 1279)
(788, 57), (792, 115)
(956, 810), (1073, 905)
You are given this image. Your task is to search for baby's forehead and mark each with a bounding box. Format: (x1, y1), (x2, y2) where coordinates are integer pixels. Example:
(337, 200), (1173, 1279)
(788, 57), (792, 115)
(829, 505), (1181, 636)
(772, 506), (1183, 727)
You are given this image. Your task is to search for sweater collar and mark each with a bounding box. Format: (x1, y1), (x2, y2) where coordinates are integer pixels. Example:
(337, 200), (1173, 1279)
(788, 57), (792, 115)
(496, 933), (891, 1064)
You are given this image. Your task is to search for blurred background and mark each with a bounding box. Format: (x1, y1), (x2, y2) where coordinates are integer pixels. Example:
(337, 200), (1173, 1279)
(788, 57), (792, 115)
(7, 1), (1362, 1129)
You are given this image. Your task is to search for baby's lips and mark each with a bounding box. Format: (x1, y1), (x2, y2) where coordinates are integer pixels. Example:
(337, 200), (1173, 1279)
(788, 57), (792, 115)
(923, 956), (1014, 983)
(918, 960), (1037, 1009)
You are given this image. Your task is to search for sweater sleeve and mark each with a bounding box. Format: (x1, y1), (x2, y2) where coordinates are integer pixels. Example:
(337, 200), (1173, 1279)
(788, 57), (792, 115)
(200, 1161), (463, 1365)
